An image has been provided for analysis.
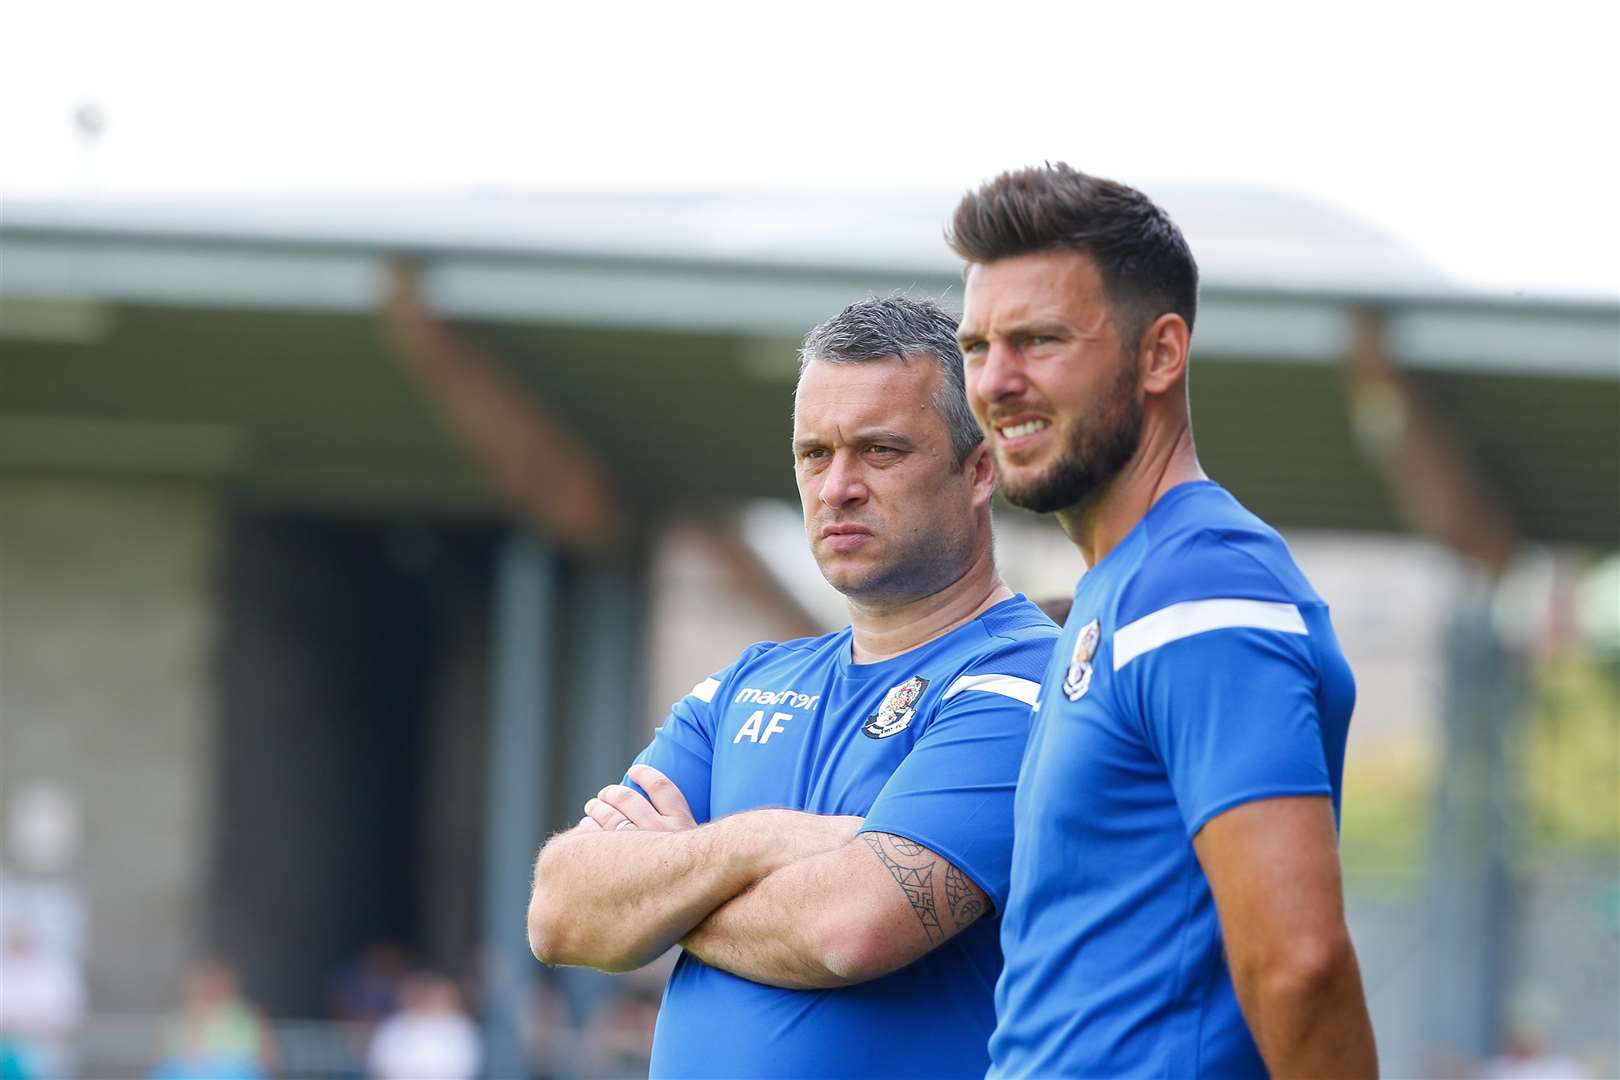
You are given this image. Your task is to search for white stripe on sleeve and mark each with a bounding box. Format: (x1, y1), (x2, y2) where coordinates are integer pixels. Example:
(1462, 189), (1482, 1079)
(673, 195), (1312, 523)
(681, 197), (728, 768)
(1112, 598), (1308, 671)
(943, 673), (1041, 706)
(689, 677), (721, 703)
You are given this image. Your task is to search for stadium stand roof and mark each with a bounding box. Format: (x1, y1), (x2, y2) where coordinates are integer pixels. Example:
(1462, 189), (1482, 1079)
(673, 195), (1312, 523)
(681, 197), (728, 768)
(2, 188), (1616, 543)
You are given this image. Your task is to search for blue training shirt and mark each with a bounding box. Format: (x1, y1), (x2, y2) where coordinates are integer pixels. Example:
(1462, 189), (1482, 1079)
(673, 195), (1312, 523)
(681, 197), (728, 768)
(989, 482), (1356, 1079)
(628, 595), (1057, 1080)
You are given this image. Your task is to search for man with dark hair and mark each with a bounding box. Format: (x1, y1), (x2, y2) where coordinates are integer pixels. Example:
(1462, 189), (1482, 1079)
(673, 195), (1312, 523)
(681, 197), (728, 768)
(951, 163), (1377, 1079)
(528, 295), (1057, 1078)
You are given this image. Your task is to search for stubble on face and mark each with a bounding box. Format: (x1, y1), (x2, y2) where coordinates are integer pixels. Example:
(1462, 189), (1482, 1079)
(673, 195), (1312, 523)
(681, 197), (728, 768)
(804, 442), (977, 605)
(997, 348), (1144, 515)
(821, 499), (976, 605)
(794, 360), (981, 607)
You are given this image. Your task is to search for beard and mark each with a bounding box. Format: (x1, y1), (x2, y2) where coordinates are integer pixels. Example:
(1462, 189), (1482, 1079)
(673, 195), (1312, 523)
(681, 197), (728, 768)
(998, 356), (1144, 515)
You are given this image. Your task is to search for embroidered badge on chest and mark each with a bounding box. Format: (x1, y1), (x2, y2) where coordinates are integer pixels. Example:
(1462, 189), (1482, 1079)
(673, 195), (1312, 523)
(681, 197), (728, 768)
(1063, 618), (1102, 701)
(863, 675), (929, 739)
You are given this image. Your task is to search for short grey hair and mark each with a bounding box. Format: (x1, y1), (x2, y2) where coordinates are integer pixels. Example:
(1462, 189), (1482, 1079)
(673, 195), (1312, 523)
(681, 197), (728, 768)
(796, 294), (983, 468)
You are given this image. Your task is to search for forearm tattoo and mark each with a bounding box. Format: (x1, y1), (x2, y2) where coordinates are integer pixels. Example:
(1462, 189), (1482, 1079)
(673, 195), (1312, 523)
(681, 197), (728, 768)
(862, 833), (987, 944)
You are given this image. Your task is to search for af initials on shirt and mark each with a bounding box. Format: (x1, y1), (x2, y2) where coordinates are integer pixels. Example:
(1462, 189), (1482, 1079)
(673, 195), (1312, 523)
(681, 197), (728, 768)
(733, 710), (793, 744)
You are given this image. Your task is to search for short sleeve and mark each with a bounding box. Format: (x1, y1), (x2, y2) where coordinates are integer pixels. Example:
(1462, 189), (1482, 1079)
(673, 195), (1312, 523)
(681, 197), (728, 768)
(626, 673), (723, 824)
(1120, 622), (1331, 837)
(857, 668), (1040, 913)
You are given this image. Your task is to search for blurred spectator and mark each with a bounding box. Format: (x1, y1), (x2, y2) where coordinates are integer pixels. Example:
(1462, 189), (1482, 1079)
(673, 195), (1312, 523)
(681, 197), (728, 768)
(519, 975), (576, 1080)
(1033, 594), (1072, 624)
(1479, 991), (1589, 1079)
(151, 960), (274, 1080)
(0, 923), (85, 1080)
(332, 940), (410, 1057)
(366, 972), (481, 1080)
(580, 969), (664, 1080)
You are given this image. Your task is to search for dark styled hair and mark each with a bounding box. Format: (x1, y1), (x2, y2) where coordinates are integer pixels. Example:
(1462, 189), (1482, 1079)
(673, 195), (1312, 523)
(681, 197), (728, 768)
(797, 294), (983, 468)
(947, 162), (1199, 351)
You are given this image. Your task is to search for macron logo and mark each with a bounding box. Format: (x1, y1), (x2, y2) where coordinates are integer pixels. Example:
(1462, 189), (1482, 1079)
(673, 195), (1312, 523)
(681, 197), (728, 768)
(733, 686), (821, 710)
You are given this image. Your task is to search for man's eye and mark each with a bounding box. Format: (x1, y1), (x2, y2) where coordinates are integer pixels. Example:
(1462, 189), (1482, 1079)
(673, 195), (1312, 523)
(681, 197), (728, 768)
(867, 446), (899, 457)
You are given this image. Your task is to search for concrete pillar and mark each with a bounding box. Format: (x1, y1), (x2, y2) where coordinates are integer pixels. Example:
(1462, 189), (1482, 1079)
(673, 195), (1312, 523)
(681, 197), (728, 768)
(1423, 582), (1525, 1062)
(481, 533), (558, 1079)
(551, 556), (648, 1040)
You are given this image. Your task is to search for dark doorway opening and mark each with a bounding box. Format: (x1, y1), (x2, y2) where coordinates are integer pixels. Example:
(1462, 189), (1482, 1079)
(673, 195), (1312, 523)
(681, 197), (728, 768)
(207, 510), (498, 1017)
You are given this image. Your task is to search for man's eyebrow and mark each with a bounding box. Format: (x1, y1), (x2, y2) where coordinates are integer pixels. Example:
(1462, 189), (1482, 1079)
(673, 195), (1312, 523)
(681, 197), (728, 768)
(962, 319), (1068, 344)
(1013, 321), (1070, 337)
(856, 429), (916, 448)
(793, 430), (916, 450)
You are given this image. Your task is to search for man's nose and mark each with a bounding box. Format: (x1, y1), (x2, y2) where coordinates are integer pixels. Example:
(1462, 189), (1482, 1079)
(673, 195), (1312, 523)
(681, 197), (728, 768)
(819, 452), (868, 508)
(973, 343), (1029, 403)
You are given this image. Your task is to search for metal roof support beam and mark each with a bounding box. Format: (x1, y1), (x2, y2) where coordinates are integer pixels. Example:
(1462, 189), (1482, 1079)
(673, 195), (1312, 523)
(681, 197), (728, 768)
(379, 258), (622, 553)
(1345, 307), (1518, 580)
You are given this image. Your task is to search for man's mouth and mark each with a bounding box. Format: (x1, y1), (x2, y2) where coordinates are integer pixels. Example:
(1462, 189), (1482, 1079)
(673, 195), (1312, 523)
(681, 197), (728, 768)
(820, 523), (872, 552)
(995, 418), (1051, 441)
(821, 526), (871, 553)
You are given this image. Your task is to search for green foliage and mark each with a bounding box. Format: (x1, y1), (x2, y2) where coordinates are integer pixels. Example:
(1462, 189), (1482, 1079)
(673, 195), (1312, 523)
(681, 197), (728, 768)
(1340, 747), (1431, 890)
(1525, 651), (1620, 852)
(1338, 645), (1619, 891)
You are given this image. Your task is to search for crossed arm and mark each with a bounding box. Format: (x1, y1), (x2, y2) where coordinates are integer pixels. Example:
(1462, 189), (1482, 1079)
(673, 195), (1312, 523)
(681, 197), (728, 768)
(527, 765), (990, 986)
(681, 828), (988, 988)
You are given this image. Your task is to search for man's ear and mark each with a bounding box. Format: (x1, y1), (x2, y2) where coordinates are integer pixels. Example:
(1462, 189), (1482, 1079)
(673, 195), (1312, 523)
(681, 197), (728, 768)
(1139, 313), (1191, 396)
(968, 440), (996, 505)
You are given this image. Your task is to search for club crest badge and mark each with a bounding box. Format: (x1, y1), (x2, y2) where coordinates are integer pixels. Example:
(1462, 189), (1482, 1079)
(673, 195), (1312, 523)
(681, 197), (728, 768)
(1063, 618), (1102, 701)
(863, 675), (929, 739)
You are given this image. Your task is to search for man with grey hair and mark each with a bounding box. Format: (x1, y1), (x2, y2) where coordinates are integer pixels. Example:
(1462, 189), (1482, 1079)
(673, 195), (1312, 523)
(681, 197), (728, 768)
(528, 295), (1057, 1078)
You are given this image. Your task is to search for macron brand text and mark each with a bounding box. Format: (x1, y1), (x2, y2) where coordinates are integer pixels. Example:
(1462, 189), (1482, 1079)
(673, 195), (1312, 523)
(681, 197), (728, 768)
(733, 686), (821, 710)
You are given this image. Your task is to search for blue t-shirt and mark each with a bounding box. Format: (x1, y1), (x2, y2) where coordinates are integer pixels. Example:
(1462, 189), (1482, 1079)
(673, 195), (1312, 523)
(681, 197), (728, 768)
(989, 482), (1356, 1079)
(629, 595), (1057, 1079)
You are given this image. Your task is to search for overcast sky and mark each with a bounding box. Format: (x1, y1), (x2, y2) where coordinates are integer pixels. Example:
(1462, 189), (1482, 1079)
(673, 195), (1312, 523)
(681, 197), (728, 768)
(3, 0), (1617, 298)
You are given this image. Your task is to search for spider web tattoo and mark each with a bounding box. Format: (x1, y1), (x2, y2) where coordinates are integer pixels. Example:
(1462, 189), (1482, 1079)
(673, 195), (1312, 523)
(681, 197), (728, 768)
(862, 833), (945, 943)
